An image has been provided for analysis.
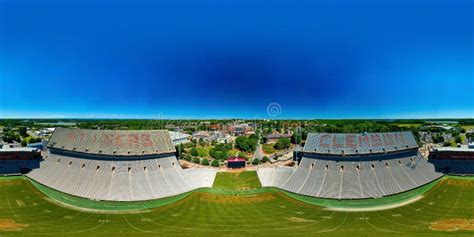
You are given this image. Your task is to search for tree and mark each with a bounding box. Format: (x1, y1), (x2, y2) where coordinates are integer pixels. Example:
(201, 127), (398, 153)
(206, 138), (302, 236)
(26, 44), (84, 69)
(19, 127), (28, 137)
(209, 143), (231, 160)
(2, 129), (20, 143)
(177, 144), (185, 153)
(467, 133), (473, 139)
(235, 136), (247, 151)
(191, 147), (198, 156)
(252, 158), (260, 165)
(29, 137), (42, 143)
(291, 132), (302, 144)
(238, 152), (249, 160)
(274, 138), (291, 150)
(201, 158), (209, 166)
(249, 134), (259, 141)
(21, 140), (27, 147)
(211, 159), (220, 167)
(432, 134), (445, 143)
(455, 135), (462, 144)
(198, 138), (207, 147)
(235, 136), (257, 152)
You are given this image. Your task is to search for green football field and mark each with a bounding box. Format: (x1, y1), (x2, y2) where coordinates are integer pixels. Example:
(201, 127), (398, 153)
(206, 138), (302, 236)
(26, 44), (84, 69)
(212, 171), (262, 191)
(1, 172), (474, 236)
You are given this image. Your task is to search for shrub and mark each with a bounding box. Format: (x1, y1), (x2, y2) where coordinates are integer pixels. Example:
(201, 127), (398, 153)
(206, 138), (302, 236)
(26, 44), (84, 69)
(184, 154), (192, 161)
(261, 156), (270, 163)
(192, 157), (201, 164)
(252, 158), (260, 165)
(210, 150), (228, 160)
(274, 138), (291, 150)
(209, 143), (231, 160)
(201, 158), (209, 166)
(238, 152), (249, 160)
(190, 147), (198, 156)
(211, 159), (220, 167)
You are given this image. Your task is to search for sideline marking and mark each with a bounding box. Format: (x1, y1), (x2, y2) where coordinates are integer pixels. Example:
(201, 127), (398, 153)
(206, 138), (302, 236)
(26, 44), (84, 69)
(325, 195), (423, 212)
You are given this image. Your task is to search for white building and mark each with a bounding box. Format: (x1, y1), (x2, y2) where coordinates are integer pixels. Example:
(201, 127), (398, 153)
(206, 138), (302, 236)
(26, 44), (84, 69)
(169, 131), (191, 145)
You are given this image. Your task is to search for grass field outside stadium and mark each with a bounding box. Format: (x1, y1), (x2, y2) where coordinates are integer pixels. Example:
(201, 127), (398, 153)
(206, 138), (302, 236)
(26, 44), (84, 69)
(1, 171), (474, 236)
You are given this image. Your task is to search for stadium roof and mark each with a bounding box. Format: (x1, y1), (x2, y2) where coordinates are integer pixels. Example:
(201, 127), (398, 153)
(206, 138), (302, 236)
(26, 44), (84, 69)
(48, 128), (175, 156)
(303, 132), (418, 155)
(169, 131), (191, 140)
(432, 146), (474, 152)
(0, 147), (39, 152)
(265, 133), (292, 139)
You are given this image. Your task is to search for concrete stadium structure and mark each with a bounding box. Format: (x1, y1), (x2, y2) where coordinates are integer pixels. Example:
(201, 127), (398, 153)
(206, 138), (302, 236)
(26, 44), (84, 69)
(429, 144), (474, 175)
(0, 147), (41, 175)
(27, 128), (216, 201)
(258, 132), (442, 199)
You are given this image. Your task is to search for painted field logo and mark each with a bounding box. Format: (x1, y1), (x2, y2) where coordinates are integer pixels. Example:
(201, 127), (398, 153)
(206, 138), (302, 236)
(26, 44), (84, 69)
(266, 102), (282, 117)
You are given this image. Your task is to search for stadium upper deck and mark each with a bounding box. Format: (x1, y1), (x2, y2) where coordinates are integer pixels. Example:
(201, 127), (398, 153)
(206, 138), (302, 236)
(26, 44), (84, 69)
(48, 128), (175, 157)
(303, 132), (418, 156)
(27, 128), (216, 201)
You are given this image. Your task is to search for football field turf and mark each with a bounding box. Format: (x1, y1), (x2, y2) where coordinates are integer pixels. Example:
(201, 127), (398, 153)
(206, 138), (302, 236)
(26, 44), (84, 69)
(212, 171), (262, 191)
(1, 174), (474, 236)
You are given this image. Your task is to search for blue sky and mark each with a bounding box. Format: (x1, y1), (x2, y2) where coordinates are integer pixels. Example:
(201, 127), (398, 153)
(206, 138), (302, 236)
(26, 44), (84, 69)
(0, 0), (473, 119)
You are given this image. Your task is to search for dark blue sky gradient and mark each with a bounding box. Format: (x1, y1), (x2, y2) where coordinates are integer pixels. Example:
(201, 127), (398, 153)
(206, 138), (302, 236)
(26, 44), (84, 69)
(1, 0), (473, 119)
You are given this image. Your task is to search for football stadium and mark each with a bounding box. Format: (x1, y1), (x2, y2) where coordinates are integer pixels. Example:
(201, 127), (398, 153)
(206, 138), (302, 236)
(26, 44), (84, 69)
(2, 0), (472, 235)
(258, 132), (443, 199)
(2, 128), (474, 236)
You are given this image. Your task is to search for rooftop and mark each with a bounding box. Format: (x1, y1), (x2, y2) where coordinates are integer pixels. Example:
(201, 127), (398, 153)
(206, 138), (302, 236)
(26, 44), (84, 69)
(227, 157), (246, 162)
(265, 133), (292, 139)
(169, 131), (191, 140)
(433, 146), (474, 152)
(0, 147), (39, 153)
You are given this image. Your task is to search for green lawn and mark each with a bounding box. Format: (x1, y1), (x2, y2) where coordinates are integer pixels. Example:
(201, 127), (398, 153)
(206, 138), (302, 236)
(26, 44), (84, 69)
(1, 176), (474, 236)
(462, 125), (474, 130)
(394, 123), (423, 128)
(212, 171), (262, 191)
(196, 147), (210, 157)
(262, 143), (276, 154)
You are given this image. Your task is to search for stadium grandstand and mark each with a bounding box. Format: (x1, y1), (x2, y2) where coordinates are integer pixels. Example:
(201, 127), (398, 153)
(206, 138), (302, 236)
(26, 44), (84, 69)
(0, 146), (41, 175)
(27, 128), (216, 201)
(258, 132), (442, 199)
(428, 140), (474, 175)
